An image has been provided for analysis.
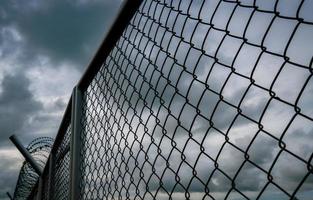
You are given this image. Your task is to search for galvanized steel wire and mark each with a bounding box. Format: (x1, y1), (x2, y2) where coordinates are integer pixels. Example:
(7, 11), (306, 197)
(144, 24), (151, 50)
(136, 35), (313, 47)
(78, 0), (313, 199)
(12, 0), (313, 199)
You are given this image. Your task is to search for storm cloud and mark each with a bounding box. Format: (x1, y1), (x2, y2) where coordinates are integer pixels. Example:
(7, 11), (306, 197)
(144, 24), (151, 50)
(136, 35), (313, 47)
(1, 0), (313, 200)
(0, 0), (122, 198)
(0, 0), (121, 68)
(0, 73), (42, 146)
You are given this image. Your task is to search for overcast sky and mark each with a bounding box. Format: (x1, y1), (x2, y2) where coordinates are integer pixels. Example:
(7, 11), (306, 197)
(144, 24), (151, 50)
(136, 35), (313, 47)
(0, 0), (122, 198)
(1, 0), (313, 200)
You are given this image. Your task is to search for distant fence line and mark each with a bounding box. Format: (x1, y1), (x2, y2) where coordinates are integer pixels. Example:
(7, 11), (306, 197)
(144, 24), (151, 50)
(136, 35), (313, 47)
(11, 0), (313, 199)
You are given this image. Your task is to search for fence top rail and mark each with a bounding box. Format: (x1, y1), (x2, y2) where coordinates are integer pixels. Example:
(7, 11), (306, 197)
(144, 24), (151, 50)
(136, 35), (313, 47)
(42, 0), (143, 173)
(77, 0), (143, 90)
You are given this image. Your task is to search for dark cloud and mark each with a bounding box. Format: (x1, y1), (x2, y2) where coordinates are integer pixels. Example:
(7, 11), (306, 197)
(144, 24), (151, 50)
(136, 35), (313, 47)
(0, 73), (42, 146)
(0, 27), (21, 60)
(0, 152), (22, 200)
(0, 1), (122, 197)
(1, 0), (313, 199)
(0, 0), (121, 69)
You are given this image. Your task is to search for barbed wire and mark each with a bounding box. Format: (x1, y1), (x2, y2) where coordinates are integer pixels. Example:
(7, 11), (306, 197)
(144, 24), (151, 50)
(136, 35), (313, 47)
(13, 137), (53, 200)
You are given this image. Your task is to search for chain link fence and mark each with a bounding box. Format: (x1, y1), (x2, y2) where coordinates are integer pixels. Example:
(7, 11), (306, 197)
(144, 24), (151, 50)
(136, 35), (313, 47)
(11, 0), (313, 199)
(51, 124), (71, 200)
(78, 0), (313, 199)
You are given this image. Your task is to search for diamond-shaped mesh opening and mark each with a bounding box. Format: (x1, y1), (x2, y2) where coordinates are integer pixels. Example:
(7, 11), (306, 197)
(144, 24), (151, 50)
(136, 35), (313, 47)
(11, 0), (313, 199)
(78, 1), (313, 199)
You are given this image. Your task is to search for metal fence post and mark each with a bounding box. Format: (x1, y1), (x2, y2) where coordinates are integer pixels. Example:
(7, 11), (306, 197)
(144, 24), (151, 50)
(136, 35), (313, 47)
(9, 135), (43, 176)
(47, 154), (55, 200)
(70, 86), (83, 200)
(36, 177), (43, 200)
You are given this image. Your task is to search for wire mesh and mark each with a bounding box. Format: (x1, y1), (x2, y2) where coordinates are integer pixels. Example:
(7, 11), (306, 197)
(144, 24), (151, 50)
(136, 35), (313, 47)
(10, 0), (313, 199)
(52, 123), (71, 200)
(42, 166), (50, 200)
(79, 0), (313, 200)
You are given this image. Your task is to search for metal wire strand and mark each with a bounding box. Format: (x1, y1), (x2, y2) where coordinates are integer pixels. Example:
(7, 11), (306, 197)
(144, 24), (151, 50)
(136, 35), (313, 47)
(78, 0), (313, 199)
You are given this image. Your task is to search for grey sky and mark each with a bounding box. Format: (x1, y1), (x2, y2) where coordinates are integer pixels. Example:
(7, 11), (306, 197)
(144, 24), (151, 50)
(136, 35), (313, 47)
(0, 0), (122, 199)
(1, 0), (313, 200)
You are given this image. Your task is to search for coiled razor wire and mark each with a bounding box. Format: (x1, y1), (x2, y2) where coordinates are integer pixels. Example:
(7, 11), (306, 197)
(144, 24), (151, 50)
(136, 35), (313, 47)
(12, 137), (53, 200)
(79, 0), (313, 200)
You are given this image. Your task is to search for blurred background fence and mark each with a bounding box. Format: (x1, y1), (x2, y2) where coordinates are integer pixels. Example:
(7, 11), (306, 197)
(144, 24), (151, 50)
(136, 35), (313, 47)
(11, 0), (313, 199)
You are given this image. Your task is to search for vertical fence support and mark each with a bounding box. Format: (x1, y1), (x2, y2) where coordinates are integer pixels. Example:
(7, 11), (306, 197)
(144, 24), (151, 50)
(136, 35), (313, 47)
(70, 86), (83, 200)
(47, 154), (55, 200)
(36, 177), (43, 200)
